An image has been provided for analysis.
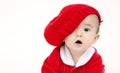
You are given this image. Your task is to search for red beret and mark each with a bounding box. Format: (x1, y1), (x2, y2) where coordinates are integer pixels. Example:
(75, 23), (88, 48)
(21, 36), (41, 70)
(44, 4), (101, 46)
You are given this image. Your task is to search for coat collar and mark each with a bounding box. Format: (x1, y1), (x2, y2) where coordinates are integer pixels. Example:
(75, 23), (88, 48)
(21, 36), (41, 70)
(60, 45), (95, 67)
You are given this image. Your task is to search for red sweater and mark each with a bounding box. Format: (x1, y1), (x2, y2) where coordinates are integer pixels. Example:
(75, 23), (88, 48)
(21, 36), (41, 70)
(41, 47), (105, 73)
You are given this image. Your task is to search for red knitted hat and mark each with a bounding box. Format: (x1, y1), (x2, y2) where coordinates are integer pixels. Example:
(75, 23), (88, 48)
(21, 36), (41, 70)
(44, 4), (102, 46)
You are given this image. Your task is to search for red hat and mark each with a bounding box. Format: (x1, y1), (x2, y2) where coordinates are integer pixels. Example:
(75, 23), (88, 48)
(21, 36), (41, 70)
(44, 4), (102, 46)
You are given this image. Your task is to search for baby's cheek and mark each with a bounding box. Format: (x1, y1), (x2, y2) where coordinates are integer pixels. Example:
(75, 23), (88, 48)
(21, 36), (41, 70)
(86, 37), (95, 44)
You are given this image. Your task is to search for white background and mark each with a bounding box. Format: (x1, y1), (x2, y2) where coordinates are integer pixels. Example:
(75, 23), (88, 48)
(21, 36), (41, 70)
(0, 0), (120, 73)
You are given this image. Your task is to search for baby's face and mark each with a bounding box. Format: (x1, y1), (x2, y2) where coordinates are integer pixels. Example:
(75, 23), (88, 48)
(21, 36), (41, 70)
(64, 14), (99, 53)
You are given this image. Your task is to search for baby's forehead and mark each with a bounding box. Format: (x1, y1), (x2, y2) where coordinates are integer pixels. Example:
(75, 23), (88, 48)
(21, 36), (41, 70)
(83, 14), (99, 22)
(79, 14), (99, 26)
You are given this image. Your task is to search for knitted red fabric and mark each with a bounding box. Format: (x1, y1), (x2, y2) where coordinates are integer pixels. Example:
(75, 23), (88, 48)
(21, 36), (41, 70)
(41, 47), (105, 73)
(44, 4), (102, 46)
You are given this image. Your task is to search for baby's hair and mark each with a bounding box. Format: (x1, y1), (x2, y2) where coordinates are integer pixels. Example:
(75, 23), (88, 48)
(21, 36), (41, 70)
(96, 27), (99, 34)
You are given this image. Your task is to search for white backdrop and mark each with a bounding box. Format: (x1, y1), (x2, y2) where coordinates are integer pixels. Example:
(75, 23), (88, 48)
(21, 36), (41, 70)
(0, 0), (120, 73)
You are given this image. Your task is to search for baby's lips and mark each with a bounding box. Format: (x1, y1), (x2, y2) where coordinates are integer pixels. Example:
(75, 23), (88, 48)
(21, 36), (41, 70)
(75, 40), (82, 44)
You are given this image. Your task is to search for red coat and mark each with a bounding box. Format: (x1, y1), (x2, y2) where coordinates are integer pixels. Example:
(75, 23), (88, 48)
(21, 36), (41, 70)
(41, 47), (105, 73)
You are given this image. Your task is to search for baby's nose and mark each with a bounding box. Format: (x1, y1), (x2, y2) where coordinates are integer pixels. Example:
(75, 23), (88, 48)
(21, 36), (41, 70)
(75, 29), (83, 37)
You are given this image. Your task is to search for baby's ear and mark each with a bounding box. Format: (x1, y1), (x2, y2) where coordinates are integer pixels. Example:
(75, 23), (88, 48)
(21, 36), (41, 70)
(93, 34), (100, 44)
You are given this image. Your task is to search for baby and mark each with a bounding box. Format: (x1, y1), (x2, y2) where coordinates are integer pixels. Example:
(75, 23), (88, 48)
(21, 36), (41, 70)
(42, 4), (105, 73)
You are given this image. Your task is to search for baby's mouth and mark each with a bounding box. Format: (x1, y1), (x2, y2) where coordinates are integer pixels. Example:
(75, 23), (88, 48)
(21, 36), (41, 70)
(75, 40), (82, 44)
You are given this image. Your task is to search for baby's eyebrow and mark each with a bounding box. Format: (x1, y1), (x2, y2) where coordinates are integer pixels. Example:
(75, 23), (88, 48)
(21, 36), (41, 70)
(84, 24), (93, 28)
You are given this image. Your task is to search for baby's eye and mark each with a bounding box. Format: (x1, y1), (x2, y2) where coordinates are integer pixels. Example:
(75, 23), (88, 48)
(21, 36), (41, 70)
(84, 28), (90, 32)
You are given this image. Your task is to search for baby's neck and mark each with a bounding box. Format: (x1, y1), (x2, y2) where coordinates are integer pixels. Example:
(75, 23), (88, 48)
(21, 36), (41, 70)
(69, 49), (86, 65)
